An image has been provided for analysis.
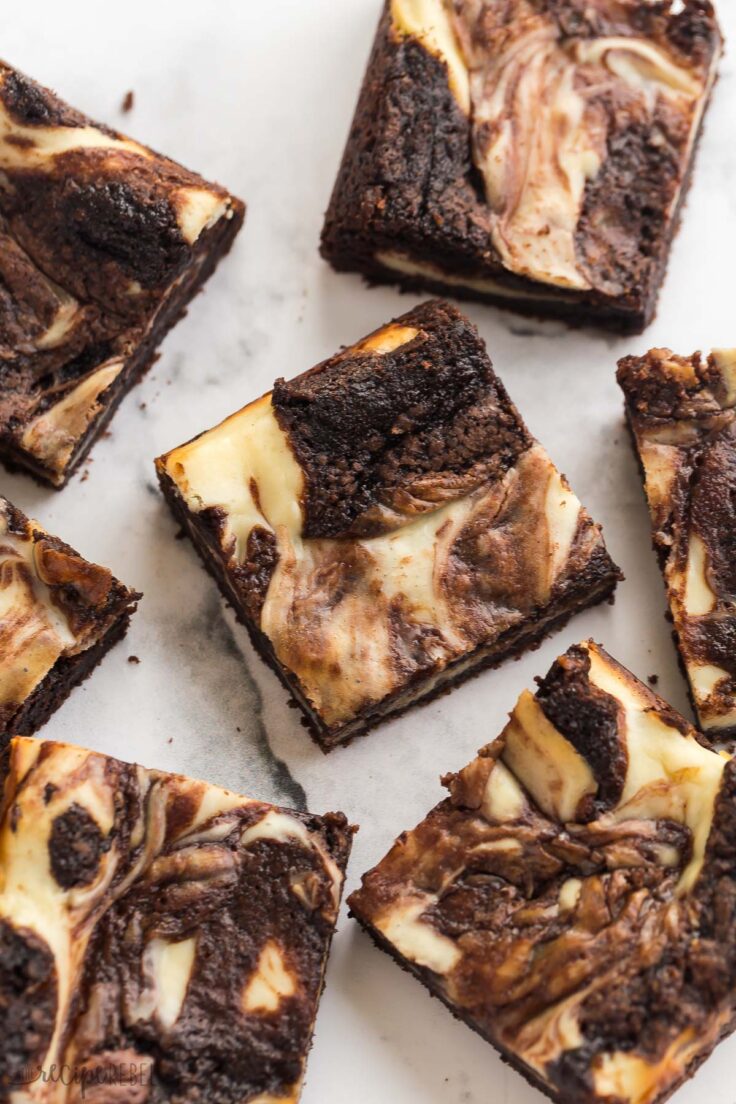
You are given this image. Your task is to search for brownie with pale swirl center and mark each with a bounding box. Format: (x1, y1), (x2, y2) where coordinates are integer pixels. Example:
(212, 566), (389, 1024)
(618, 347), (736, 740)
(156, 300), (621, 751)
(0, 737), (353, 1103)
(0, 496), (140, 741)
(349, 641), (736, 1104)
(0, 61), (245, 487)
(321, 0), (722, 333)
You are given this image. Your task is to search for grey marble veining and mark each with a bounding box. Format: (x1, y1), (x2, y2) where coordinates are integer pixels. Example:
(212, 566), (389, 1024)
(2, 2), (736, 1101)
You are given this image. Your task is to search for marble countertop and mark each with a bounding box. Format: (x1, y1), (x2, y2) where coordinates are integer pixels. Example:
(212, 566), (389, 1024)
(4, 2), (736, 1102)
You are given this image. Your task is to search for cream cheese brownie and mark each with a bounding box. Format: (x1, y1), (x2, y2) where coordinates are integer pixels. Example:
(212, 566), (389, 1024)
(0, 737), (353, 1103)
(0, 497), (140, 741)
(156, 300), (621, 750)
(0, 61), (245, 487)
(618, 347), (736, 740)
(321, 0), (722, 334)
(349, 641), (736, 1104)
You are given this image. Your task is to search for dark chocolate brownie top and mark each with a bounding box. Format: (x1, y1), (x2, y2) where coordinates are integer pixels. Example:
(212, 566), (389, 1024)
(0, 496), (139, 731)
(158, 300), (620, 735)
(349, 640), (734, 1104)
(0, 738), (352, 1103)
(323, 0), (721, 314)
(618, 347), (736, 736)
(0, 60), (243, 483)
(273, 300), (531, 539)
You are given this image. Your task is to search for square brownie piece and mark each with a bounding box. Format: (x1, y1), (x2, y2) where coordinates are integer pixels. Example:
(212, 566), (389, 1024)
(321, 0), (722, 334)
(349, 640), (736, 1104)
(618, 346), (736, 740)
(0, 61), (245, 487)
(0, 737), (353, 1102)
(0, 496), (140, 740)
(157, 299), (620, 750)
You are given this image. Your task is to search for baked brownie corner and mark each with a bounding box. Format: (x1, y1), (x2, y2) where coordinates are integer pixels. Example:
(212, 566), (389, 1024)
(0, 495), (140, 740)
(0, 59), (245, 487)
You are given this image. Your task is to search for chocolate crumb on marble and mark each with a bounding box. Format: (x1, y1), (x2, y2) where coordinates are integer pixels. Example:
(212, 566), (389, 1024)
(321, 0), (722, 334)
(121, 89), (134, 112)
(156, 299), (620, 750)
(618, 347), (736, 739)
(350, 640), (736, 1104)
(0, 495), (140, 742)
(0, 737), (353, 1103)
(0, 60), (244, 487)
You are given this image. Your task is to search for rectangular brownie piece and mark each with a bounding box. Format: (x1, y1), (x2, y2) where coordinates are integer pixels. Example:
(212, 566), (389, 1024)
(618, 347), (736, 740)
(0, 61), (245, 487)
(0, 495), (140, 740)
(321, 0), (722, 334)
(156, 299), (621, 750)
(0, 737), (353, 1102)
(349, 640), (736, 1104)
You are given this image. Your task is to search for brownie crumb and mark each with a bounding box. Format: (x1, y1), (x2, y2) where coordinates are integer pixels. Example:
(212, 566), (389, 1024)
(127, 655), (141, 665)
(121, 90), (135, 113)
(648, 674), (659, 686)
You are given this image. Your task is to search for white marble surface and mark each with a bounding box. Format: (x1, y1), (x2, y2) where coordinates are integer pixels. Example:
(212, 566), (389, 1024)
(4, 2), (736, 1101)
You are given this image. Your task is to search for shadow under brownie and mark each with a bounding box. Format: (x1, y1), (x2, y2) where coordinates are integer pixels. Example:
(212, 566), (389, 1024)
(0, 737), (353, 1103)
(0, 495), (140, 742)
(349, 640), (736, 1104)
(321, 0), (722, 334)
(618, 346), (736, 741)
(156, 299), (621, 750)
(0, 60), (245, 487)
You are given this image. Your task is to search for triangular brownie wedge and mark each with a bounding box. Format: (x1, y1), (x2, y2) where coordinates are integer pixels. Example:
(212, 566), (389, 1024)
(349, 641), (735, 1104)
(157, 299), (621, 750)
(0, 737), (353, 1102)
(618, 347), (736, 739)
(0, 496), (140, 741)
(0, 61), (244, 487)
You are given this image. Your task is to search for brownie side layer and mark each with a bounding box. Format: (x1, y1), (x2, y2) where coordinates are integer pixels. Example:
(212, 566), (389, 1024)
(0, 610), (134, 744)
(158, 467), (619, 751)
(350, 910), (734, 1104)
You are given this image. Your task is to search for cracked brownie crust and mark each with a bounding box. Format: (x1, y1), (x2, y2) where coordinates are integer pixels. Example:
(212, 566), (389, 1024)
(321, 0), (721, 333)
(157, 299), (620, 750)
(0, 496), (140, 742)
(0, 737), (353, 1103)
(349, 641), (736, 1104)
(618, 347), (736, 740)
(0, 61), (245, 487)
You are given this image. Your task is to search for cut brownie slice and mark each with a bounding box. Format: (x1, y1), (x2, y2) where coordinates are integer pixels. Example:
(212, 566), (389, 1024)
(0, 496), (140, 740)
(349, 640), (736, 1104)
(0, 737), (353, 1102)
(618, 347), (736, 740)
(321, 0), (722, 334)
(156, 300), (621, 750)
(0, 61), (245, 487)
